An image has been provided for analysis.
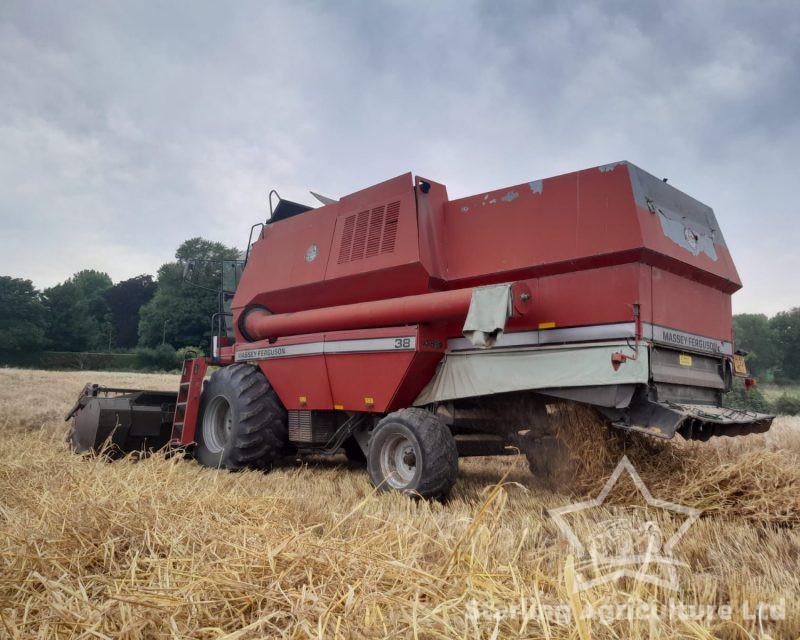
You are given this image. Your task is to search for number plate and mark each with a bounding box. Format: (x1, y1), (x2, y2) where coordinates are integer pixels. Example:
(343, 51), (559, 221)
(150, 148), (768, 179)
(679, 354), (692, 367)
(733, 353), (748, 375)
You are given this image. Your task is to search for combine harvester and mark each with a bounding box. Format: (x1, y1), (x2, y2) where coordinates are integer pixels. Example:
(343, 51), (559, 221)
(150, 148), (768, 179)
(67, 162), (773, 498)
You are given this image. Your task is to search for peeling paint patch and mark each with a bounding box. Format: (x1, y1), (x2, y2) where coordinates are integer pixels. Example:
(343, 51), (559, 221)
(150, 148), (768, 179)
(656, 209), (718, 261)
(501, 191), (519, 202)
(528, 180), (543, 194)
(489, 198), (497, 205)
(598, 161), (626, 173)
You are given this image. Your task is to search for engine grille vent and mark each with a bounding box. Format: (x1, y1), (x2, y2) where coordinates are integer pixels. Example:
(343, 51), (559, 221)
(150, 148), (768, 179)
(288, 410), (338, 444)
(337, 200), (400, 263)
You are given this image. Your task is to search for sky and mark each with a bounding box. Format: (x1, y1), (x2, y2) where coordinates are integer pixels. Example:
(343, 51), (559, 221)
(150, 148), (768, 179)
(1, 0), (798, 315)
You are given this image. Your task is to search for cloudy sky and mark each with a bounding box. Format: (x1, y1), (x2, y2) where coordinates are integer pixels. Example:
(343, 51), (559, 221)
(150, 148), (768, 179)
(1, 1), (798, 314)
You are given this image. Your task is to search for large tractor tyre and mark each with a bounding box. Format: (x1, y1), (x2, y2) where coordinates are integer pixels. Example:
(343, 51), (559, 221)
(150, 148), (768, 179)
(194, 364), (288, 470)
(367, 408), (458, 499)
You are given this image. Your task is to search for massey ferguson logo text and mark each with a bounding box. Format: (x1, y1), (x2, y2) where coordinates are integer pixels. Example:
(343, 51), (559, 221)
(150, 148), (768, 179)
(659, 329), (720, 354)
(236, 347), (286, 361)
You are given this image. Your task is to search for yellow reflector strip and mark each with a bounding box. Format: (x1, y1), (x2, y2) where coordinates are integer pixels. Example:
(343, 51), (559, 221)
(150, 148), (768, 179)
(364, 397), (374, 405)
(538, 321), (556, 329)
(334, 404), (344, 410)
(298, 396), (307, 403)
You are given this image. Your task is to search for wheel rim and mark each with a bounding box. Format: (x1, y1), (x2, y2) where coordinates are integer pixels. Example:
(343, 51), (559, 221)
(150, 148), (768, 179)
(202, 395), (232, 454)
(379, 432), (418, 489)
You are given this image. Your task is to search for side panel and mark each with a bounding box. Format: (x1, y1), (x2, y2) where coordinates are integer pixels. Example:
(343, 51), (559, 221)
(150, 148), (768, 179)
(324, 173), (421, 281)
(324, 325), (446, 412)
(414, 344), (649, 405)
(629, 164), (741, 292)
(251, 334), (333, 410)
(233, 173), (434, 323)
(440, 263), (651, 340)
(651, 267), (732, 342)
(414, 175), (449, 283)
(442, 165), (641, 284)
(533, 263), (649, 329)
(236, 325), (446, 412)
(236, 206), (338, 314)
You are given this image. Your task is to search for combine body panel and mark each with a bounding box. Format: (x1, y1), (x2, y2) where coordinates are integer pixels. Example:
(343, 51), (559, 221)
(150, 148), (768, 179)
(69, 161), (773, 498)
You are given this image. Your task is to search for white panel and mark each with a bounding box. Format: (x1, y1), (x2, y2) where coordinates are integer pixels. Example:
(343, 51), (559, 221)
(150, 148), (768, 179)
(414, 344), (649, 405)
(324, 336), (416, 354)
(235, 336), (417, 361)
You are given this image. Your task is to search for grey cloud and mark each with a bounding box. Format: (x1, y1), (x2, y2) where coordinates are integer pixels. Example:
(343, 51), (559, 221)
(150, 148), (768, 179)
(0, 0), (797, 315)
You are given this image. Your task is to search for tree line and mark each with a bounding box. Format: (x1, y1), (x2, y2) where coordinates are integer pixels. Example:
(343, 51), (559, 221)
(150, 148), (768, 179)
(733, 311), (800, 382)
(0, 238), (239, 355)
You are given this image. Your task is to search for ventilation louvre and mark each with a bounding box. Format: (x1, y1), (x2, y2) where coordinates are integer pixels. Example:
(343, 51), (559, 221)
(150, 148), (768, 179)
(350, 210), (370, 261)
(381, 201), (400, 254)
(365, 206), (384, 257)
(337, 215), (356, 264)
(336, 200), (400, 264)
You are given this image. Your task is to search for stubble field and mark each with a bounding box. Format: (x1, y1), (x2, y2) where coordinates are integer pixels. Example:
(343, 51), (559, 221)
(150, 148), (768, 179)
(0, 368), (798, 639)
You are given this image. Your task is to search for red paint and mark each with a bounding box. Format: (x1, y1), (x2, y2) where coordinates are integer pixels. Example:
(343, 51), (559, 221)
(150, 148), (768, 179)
(255, 333), (334, 410)
(243, 287), (475, 341)
(240, 325), (447, 412)
(172, 357), (208, 445)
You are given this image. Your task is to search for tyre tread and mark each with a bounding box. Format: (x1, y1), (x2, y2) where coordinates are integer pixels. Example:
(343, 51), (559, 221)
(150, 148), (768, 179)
(195, 364), (287, 470)
(368, 407), (458, 499)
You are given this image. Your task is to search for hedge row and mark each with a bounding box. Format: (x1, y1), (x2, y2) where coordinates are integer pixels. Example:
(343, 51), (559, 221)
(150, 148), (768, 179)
(0, 350), (138, 371)
(723, 381), (800, 416)
(0, 346), (205, 372)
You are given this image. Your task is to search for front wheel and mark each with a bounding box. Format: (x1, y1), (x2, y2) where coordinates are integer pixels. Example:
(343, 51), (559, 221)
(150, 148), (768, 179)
(195, 364), (288, 470)
(367, 408), (458, 499)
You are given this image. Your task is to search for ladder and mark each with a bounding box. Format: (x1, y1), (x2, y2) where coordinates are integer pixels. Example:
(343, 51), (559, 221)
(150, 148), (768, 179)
(171, 357), (208, 445)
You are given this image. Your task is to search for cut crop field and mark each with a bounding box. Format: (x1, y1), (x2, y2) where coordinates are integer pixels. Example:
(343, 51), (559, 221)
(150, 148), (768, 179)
(0, 368), (798, 639)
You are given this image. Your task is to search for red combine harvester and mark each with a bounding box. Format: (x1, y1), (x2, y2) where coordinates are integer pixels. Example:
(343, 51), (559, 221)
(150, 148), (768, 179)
(67, 162), (773, 498)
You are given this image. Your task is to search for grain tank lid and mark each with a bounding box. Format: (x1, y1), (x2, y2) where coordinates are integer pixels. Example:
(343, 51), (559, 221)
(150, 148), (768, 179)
(462, 284), (513, 348)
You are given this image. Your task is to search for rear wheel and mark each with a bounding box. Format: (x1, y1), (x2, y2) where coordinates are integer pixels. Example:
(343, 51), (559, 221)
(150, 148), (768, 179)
(367, 408), (458, 499)
(195, 364), (288, 470)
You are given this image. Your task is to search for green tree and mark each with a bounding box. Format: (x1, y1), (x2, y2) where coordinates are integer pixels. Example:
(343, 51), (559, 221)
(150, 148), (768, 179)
(138, 238), (240, 349)
(732, 313), (778, 378)
(104, 275), (157, 349)
(770, 307), (800, 382)
(42, 270), (112, 351)
(71, 270), (113, 328)
(0, 277), (47, 351)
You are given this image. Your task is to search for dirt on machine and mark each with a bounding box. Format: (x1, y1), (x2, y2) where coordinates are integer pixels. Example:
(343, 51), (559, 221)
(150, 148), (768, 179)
(67, 161), (773, 498)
